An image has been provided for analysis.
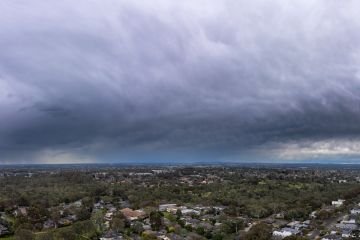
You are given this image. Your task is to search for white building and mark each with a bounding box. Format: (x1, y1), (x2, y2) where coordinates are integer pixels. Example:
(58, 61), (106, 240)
(341, 219), (356, 224)
(310, 210), (317, 218)
(181, 209), (200, 215)
(331, 199), (345, 207)
(321, 235), (342, 240)
(273, 228), (299, 238)
(342, 229), (353, 238)
(159, 204), (177, 212)
(350, 208), (360, 215)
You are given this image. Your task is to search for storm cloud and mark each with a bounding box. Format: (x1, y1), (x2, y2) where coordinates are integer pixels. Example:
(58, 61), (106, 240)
(1, 0), (360, 163)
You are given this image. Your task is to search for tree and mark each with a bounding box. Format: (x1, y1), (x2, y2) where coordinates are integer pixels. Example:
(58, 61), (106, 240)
(195, 226), (205, 235)
(212, 233), (223, 240)
(283, 236), (309, 240)
(317, 210), (332, 220)
(36, 232), (54, 240)
(73, 220), (97, 239)
(54, 227), (76, 240)
(15, 229), (34, 240)
(50, 208), (61, 228)
(77, 207), (91, 221)
(176, 209), (182, 219)
(166, 226), (175, 233)
(187, 232), (206, 240)
(91, 210), (106, 234)
(111, 217), (125, 233)
(244, 223), (272, 240)
(18, 196), (29, 207)
(221, 219), (245, 234)
(285, 208), (308, 221)
(150, 211), (163, 231)
(82, 197), (94, 209)
(185, 224), (193, 232)
(131, 221), (144, 234)
(142, 231), (158, 240)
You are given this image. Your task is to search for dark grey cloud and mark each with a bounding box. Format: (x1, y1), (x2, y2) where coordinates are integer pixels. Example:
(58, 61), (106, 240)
(1, 0), (360, 163)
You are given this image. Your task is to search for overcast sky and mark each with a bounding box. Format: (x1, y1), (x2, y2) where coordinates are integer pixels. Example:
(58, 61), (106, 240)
(1, 0), (360, 164)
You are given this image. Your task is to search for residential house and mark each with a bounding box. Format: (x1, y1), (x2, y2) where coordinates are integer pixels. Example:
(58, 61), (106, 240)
(321, 235), (342, 240)
(158, 235), (171, 240)
(342, 229), (353, 238)
(43, 219), (56, 229)
(350, 208), (360, 215)
(273, 228), (300, 238)
(159, 204), (177, 213)
(310, 211), (317, 219)
(120, 208), (146, 221)
(105, 211), (114, 221)
(332, 199), (345, 207)
(335, 221), (358, 231)
(0, 224), (10, 236)
(100, 230), (123, 240)
(181, 209), (200, 216)
(13, 207), (28, 217)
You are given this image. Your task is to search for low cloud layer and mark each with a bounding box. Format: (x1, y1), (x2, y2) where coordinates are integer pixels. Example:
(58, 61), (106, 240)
(1, 0), (360, 163)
